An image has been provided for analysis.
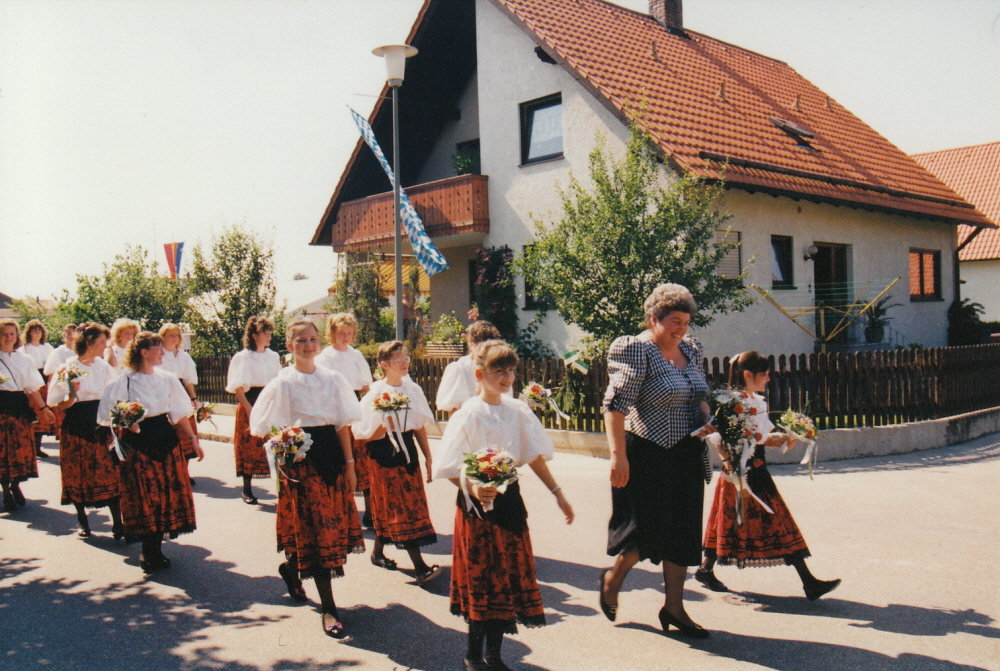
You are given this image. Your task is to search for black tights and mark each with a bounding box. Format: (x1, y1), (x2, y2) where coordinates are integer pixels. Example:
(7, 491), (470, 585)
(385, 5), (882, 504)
(701, 554), (821, 588)
(287, 554), (338, 616)
(140, 532), (163, 562)
(74, 500), (123, 531)
(466, 621), (506, 663)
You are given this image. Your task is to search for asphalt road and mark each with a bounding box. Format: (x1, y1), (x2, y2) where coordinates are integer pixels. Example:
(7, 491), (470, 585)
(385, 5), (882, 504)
(2, 430), (999, 671)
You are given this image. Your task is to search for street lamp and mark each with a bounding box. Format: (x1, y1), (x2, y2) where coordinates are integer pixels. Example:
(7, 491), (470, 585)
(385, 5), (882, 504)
(373, 43), (418, 342)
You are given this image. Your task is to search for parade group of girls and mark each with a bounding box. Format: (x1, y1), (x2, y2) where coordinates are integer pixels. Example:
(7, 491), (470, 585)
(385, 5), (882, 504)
(1, 294), (837, 670)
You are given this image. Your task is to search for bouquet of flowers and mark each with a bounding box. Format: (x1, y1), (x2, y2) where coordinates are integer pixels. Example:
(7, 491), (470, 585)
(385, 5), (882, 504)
(56, 364), (89, 400)
(264, 422), (312, 480)
(110, 400), (145, 430)
(373, 390), (411, 463)
(461, 446), (519, 512)
(109, 400), (146, 460)
(777, 408), (819, 478)
(695, 388), (772, 523)
(195, 401), (217, 429)
(519, 381), (552, 409)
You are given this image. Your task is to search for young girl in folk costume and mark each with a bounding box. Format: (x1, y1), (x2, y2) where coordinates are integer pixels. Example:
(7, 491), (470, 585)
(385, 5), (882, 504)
(353, 341), (440, 583)
(435, 321), (510, 417)
(157, 323), (200, 476)
(48, 323), (123, 538)
(0, 320), (56, 511)
(104, 318), (139, 370)
(696, 350), (840, 601)
(435, 340), (574, 671)
(97, 332), (204, 572)
(21, 320), (56, 457)
(250, 319), (364, 639)
(315, 313), (376, 527)
(227, 316), (282, 505)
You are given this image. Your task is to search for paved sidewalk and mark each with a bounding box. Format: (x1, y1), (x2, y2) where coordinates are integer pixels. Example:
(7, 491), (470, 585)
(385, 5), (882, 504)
(2, 430), (998, 670)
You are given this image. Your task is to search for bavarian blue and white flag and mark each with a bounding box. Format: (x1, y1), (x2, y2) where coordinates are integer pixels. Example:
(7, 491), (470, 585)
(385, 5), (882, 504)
(349, 107), (449, 276)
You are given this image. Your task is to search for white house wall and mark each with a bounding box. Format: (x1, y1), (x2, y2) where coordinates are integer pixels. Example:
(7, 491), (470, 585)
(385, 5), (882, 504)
(458, 0), (957, 358)
(697, 190), (955, 357)
(416, 72), (481, 185)
(961, 259), (1000, 322)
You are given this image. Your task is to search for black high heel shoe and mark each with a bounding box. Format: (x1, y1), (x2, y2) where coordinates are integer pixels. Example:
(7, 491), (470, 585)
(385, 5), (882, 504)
(598, 568), (617, 622)
(658, 607), (710, 639)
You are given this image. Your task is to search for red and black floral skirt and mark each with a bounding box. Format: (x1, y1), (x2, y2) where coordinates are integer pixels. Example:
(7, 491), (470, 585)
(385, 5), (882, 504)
(60, 430), (121, 507)
(349, 429), (371, 493)
(367, 442), (436, 549)
(703, 448), (810, 568)
(0, 410), (38, 481)
(450, 498), (546, 632)
(234, 402), (271, 479)
(276, 457), (365, 579)
(118, 423), (196, 540)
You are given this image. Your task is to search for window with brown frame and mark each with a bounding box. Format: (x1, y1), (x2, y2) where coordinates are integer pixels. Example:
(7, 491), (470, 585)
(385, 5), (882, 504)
(909, 249), (941, 301)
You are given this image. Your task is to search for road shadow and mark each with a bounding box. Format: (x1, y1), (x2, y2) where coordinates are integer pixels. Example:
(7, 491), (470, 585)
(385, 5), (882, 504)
(771, 433), (1000, 478)
(0, 494), (80, 538)
(534, 554), (666, 594)
(746, 592), (1000, 639)
(342, 602), (546, 670)
(190, 475), (277, 505)
(0, 557), (356, 671)
(616, 622), (992, 670)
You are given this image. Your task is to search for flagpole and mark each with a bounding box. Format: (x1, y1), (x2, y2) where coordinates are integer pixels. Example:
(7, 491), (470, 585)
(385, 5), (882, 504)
(392, 84), (403, 342)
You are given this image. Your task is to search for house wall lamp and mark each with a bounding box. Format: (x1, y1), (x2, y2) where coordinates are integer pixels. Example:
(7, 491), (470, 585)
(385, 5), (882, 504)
(803, 245), (819, 262)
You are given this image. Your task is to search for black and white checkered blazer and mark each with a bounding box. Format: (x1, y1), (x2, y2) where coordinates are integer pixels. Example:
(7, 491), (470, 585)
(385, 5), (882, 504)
(602, 331), (713, 482)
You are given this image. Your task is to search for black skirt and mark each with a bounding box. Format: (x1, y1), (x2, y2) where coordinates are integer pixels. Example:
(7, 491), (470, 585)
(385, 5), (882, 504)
(607, 433), (704, 567)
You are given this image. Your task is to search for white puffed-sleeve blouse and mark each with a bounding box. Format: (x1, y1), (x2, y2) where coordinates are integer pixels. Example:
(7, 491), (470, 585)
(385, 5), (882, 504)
(97, 368), (193, 426)
(315, 346), (373, 392)
(47, 356), (118, 405)
(352, 378), (436, 440)
(0, 350), (45, 393)
(249, 366), (362, 438)
(225, 348), (281, 394)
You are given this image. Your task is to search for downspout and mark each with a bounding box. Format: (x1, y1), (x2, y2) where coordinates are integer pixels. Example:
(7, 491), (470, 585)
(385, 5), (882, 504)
(953, 227), (984, 304)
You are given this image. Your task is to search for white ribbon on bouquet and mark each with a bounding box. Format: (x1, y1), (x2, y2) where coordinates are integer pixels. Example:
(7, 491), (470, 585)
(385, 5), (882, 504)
(383, 409), (411, 465)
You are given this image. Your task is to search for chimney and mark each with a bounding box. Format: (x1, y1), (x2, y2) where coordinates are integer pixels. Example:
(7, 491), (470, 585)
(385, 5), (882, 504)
(650, 0), (682, 29)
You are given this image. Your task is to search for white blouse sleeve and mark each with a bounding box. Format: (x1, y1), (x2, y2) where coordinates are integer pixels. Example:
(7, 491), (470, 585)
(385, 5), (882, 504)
(405, 378), (437, 429)
(435, 359), (474, 412)
(249, 377), (292, 438)
(353, 348), (374, 387)
(515, 400), (555, 465)
(432, 406), (478, 480)
(225, 351), (251, 394)
(351, 387), (384, 440)
(332, 370), (364, 428)
(165, 373), (194, 424)
(181, 352), (198, 385)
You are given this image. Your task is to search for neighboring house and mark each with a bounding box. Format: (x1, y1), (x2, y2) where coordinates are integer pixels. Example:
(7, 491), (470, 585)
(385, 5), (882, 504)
(912, 142), (1000, 322)
(311, 0), (993, 357)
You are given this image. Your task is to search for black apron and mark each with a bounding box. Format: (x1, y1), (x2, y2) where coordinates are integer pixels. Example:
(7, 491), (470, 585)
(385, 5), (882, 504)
(62, 399), (100, 442)
(303, 424), (345, 486)
(367, 428), (420, 475)
(121, 414), (179, 462)
(245, 386), (264, 406)
(0, 390), (33, 420)
(458, 480), (528, 535)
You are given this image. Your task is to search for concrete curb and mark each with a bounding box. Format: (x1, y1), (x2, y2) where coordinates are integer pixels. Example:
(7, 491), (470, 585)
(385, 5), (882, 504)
(199, 403), (1000, 463)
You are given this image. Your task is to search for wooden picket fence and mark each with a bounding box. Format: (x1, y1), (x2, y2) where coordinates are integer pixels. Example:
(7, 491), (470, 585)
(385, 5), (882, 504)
(194, 343), (1000, 432)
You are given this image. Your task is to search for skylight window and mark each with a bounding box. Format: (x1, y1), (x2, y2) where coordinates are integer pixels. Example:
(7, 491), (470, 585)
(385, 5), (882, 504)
(770, 117), (818, 150)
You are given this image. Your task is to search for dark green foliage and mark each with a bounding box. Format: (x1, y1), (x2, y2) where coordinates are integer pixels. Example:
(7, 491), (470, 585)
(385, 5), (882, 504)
(186, 226), (278, 356)
(948, 297), (987, 346)
(325, 251), (391, 344)
(519, 126), (753, 353)
(472, 246), (518, 342)
(68, 246), (190, 332)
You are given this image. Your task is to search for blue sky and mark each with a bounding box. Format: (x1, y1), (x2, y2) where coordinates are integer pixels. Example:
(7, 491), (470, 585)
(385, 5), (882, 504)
(1, 0), (997, 310)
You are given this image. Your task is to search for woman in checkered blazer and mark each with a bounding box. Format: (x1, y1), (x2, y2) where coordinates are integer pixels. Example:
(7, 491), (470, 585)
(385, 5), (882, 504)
(598, 283), (713, 639)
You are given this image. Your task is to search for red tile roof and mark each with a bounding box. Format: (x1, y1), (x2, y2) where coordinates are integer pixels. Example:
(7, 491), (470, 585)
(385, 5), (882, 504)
(912, 142), (1000, 261)
(493, 0), (993, 227)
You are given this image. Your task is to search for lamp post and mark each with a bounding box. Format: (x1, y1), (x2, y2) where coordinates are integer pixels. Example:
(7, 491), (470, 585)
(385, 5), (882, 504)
(373, 43), (418, 342)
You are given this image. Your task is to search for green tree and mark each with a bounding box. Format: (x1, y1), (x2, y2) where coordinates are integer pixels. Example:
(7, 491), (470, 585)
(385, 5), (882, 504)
(68, 246), (190, 331)
(187, 226), (279, 356)
(11, 296), (76, 346)
(325, 251), (391, 344)
(519, 126), (753, 354)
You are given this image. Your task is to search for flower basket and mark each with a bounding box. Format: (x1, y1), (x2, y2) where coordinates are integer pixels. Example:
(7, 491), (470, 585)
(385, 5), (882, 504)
(424, 342), (466, 358)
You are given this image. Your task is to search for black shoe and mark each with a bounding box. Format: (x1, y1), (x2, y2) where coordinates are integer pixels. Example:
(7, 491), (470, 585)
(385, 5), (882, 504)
(36, 448), (49, 459)
(804, 578), (841, 601)
(361, 511), (374, 529)
(463, 658), (489, 671)
(279, 562), (308, 601)
(415, 565), (441, 585)
(694, 568), (729, 593)
(11, 484), (25, 507)
(241, 492), (259, 505)
(658, 607), (710, 639)
(2, 491), (15, 512)
(598, 568), (617, 622)
(484, 657), (513, 671)
(112, 524), (125, 541)
(370, 555), (397, 571)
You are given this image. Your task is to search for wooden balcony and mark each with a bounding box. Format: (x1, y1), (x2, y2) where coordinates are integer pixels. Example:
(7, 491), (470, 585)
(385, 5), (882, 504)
(332, 174), (489, 252)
